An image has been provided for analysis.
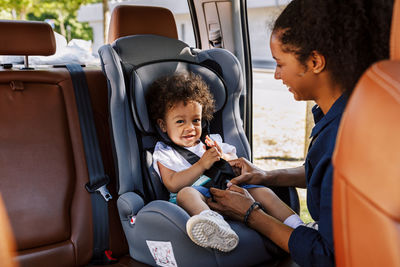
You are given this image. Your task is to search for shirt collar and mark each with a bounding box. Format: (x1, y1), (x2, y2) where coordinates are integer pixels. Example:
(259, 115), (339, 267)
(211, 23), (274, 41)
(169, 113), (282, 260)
(310, 93), (349, 138)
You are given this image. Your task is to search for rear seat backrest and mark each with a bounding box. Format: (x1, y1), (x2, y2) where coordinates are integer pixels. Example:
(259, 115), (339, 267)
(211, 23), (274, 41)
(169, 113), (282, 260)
(0, 21), (93, 266)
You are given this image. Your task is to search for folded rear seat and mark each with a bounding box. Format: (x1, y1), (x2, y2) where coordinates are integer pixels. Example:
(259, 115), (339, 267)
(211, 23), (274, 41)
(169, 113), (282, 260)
(0, 20), (141, 266)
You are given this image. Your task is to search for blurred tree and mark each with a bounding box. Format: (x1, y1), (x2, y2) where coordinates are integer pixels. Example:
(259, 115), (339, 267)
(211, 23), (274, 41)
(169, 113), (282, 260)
(0, 0), (99, 41)
(27, 11), (93, 41)
(33, 0), (97, 38)
(0, 0), (35, 19)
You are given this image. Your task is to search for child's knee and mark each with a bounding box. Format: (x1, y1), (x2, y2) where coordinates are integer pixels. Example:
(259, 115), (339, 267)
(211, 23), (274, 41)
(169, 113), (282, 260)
(177, 187), (197, 204)
(248, 187), (279, 208)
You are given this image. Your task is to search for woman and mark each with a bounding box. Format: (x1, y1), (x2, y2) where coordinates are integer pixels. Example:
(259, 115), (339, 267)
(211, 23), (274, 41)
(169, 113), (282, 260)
(207, 0), (393, 266)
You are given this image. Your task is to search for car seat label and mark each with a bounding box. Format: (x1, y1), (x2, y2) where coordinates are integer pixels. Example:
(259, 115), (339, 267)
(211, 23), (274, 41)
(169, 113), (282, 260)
(146, 240), (178, 267)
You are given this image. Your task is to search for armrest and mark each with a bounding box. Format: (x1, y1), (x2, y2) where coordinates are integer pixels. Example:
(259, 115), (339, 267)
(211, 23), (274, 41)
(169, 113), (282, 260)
(117, 192), (145, 221)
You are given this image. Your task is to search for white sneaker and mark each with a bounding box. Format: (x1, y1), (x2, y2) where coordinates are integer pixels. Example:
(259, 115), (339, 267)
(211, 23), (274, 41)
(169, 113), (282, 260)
(186, 210), (239, 252)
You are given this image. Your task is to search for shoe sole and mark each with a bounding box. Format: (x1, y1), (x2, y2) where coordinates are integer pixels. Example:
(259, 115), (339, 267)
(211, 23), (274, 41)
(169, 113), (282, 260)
(186, 216), (239, 252)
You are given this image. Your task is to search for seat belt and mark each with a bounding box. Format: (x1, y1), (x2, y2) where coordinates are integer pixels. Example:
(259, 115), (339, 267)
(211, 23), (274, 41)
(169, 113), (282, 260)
(66, 64), (116, 264)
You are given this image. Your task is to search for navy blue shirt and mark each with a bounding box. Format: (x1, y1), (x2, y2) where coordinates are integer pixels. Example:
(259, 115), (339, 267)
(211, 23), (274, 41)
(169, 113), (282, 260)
(288, 93), (348, 267)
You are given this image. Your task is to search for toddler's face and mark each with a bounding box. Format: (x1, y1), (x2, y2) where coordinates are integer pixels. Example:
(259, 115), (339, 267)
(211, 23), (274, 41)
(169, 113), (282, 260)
(158, 101), (202, 147)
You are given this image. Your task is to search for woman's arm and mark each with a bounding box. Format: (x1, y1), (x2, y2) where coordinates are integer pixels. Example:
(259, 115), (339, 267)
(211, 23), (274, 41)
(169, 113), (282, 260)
(229, 158), (307, 188)
(207, 185), (293, 252)
(264, 166), (307, 188)
(247, 208), (293, 251)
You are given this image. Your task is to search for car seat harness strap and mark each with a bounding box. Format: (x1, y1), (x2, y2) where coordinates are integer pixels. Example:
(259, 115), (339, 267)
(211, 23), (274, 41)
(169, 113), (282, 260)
(163, 133), (236, 190)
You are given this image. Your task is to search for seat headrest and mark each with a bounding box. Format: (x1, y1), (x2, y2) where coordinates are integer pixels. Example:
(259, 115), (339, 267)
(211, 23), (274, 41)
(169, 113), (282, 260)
(108, 5), (178, 44)
(0, 20), (56, 56)
(391, 0), (400, 60)
(111, 35), (227, 135)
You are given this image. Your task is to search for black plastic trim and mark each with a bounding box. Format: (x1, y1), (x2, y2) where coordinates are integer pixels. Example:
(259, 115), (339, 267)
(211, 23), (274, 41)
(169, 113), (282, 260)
(239, 0), (253, 160)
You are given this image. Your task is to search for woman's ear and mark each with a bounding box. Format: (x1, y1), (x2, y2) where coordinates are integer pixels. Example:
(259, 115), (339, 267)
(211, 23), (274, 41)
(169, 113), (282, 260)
(157, 119), (167, 132)
(310, 51), (326, 74)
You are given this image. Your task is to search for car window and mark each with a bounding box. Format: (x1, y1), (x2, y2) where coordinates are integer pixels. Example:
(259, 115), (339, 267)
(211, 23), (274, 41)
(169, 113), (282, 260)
(247, 0), (313, 223)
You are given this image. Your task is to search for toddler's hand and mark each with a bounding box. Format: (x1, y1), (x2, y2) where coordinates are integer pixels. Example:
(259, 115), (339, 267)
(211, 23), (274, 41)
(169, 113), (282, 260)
(205, 135), (215, 147)
(205, 135), (223, 153)
(198, 146), (221, 170)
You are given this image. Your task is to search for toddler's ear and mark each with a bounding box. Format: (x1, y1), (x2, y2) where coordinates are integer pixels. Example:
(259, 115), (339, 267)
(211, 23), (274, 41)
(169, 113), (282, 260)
(157, 119), (167, 132)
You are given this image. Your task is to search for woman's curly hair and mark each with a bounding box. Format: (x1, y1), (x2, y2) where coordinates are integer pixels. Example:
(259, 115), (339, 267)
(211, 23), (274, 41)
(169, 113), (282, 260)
(273, 0), (393, 92)
(146, 72), (215, 122)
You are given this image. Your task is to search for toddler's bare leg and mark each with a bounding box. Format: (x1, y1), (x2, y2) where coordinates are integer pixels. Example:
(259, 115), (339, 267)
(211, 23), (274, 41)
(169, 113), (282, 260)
(177, 187), (209, 216)
(247, 187), (295, 222)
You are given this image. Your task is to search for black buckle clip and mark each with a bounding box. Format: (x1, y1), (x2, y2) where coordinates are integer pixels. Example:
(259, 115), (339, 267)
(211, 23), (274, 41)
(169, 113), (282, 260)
(85, 175), (112, 202)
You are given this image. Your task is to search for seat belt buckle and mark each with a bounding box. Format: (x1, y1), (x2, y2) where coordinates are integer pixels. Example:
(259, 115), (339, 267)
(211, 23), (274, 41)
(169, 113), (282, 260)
(85, 175), (113, 202)
(96, 184), (112, 202)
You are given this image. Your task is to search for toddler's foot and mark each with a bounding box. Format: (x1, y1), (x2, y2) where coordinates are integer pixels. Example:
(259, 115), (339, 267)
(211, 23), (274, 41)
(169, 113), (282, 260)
(186, 210), (239, 252)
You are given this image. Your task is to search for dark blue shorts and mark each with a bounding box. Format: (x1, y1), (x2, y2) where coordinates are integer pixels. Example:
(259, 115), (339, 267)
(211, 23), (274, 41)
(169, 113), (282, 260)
(192, 184), (264, 198)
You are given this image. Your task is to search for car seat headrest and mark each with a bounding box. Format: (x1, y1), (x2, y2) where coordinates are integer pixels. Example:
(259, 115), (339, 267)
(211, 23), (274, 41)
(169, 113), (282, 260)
(391, 0), (400, 60)
(113, 35), (194, 66)
(0, 20), (56, 56)
(108, 5), (178, 44)
(115, 36), (227, 136)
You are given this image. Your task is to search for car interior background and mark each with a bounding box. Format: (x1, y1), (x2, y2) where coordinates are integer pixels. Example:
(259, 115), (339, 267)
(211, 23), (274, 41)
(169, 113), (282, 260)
(0, 0), (399, 266)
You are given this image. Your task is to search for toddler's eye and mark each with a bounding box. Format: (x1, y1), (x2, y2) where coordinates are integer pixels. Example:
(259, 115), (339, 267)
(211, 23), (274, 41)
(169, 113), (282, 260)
(176, 120), (184, 124)
(193, 119), (201, 123)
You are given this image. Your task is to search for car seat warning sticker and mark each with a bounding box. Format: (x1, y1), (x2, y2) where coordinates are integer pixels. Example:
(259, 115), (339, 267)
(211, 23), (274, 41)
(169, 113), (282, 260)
(146, 240), (178, 267)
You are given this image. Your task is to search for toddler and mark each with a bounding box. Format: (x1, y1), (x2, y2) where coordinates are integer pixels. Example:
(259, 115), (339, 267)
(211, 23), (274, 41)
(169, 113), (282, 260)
(147, 73), (278, 252)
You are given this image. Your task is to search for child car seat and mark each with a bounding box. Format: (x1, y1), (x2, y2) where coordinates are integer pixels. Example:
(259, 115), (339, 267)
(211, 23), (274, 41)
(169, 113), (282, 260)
(99, 5), (294, 266)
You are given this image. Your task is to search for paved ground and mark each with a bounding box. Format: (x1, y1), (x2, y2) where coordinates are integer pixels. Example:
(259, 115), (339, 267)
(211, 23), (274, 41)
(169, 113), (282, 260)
(252, 69), (306, 169)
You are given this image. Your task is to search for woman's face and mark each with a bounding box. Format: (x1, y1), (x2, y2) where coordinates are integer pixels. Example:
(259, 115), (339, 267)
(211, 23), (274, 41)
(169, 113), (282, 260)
(270, 32), (317, 101)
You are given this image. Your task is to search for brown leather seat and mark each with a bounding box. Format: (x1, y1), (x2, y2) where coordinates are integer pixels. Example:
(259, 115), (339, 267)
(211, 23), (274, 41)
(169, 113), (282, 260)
(332, 0), (400, 266)
(0, 21), (94, 266)
(0, 19), (145, 266)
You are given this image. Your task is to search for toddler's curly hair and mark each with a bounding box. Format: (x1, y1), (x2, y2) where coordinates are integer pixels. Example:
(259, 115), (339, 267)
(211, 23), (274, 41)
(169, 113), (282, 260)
(146, 72), (216, 123)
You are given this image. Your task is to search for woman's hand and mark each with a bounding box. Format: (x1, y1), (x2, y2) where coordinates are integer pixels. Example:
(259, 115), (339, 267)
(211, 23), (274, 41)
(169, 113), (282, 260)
(228, 157), (268, 186)
(207, 185), (255, 221)
(208, 185), (293, 253)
